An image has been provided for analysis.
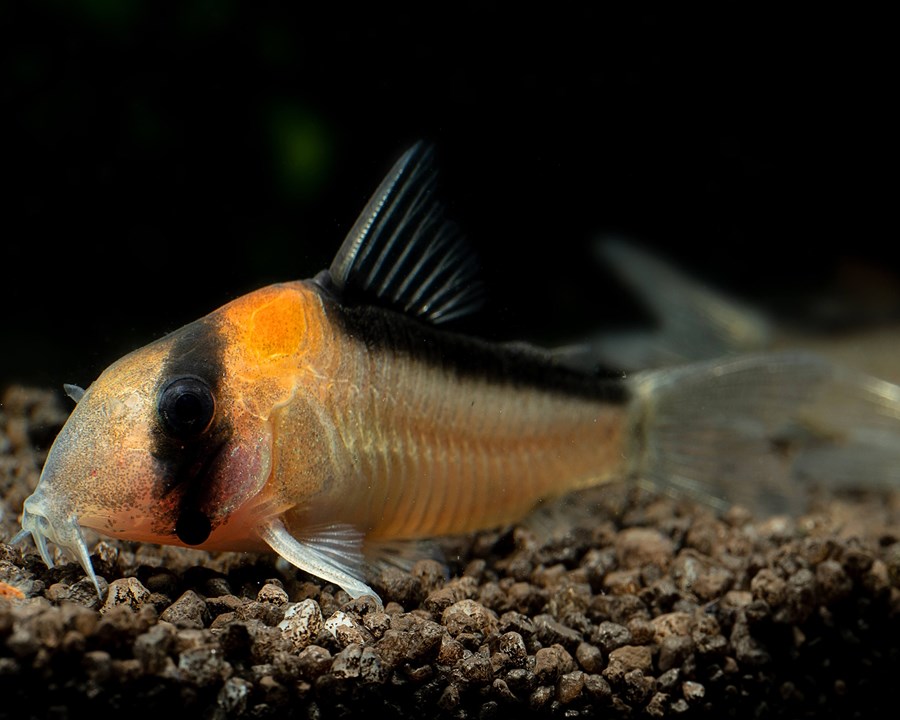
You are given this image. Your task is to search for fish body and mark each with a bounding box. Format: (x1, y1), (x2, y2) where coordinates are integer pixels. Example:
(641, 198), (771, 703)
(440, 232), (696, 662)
(28, 276), (621, 562)
(15, 144), (900, 602)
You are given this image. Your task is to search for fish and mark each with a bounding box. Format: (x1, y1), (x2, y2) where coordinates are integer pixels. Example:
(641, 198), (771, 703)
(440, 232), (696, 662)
(12, 142), (900, 603)
(582, 237), (900, 383)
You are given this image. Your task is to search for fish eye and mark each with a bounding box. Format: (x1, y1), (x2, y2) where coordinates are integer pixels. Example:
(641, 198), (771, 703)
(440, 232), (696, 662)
(158, 376), (215, 439)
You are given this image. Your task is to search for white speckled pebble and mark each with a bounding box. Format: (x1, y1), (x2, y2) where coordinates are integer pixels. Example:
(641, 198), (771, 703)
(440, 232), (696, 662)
(101, 577), (151, 613)
(277, 599), (323, 650)
(324, 610), (354, 637)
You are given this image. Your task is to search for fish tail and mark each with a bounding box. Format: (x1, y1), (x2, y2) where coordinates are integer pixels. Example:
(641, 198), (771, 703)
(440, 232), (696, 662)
(587, 237), (773, 370)
(624, 351), (900, 516)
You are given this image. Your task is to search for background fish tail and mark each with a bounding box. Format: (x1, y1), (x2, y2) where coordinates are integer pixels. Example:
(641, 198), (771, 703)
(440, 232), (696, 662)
(586, 237), (773, 371)
(626, 351), (900, 516)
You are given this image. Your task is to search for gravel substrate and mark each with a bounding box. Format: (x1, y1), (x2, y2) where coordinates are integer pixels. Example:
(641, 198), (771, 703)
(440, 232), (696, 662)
(1, 385), (898, 719)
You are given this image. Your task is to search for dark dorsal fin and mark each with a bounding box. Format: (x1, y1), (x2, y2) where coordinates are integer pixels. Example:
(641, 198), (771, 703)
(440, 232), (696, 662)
(325, 142), (483, 325)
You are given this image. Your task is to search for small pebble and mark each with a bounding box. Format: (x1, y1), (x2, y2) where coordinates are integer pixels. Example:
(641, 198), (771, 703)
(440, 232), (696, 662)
(278, 599), (323, 651)
(101, 577), (152, 613)
(159, 590), (209, 629)
(441, 599), (498, 637)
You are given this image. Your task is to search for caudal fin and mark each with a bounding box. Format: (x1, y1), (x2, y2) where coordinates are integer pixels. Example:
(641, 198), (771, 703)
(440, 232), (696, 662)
(626, 351), (900, 516)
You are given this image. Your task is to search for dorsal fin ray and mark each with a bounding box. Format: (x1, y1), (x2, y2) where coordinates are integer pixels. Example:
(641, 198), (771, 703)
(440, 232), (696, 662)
(326, 142), (484, 324)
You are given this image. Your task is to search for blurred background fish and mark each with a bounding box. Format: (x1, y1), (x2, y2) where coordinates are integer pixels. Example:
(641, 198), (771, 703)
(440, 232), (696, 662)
(583, 237), (900, 384)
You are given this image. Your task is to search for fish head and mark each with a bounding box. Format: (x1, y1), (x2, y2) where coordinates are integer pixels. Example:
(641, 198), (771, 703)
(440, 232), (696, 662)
(17, 284), (328, 589)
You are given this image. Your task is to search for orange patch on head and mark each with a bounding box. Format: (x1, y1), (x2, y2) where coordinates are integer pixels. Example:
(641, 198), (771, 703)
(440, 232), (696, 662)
(218, 282), (329, 386)
(246, 291), (307, 362)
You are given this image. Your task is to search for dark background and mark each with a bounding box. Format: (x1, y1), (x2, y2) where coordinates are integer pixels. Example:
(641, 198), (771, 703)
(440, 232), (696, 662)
(2, 3), (894, 389)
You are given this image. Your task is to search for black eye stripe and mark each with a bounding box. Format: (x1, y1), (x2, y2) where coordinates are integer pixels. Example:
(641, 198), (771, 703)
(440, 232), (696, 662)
(158, 376), (216, 439)
(175, 508), (212, 545)
(149, 318), (232, 540)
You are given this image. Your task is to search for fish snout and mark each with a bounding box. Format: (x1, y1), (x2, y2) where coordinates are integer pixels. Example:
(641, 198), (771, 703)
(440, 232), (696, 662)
(16, 486), (104, 596)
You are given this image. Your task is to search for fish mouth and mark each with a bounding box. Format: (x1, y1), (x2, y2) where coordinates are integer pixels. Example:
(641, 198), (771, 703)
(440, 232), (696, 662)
(13, 492), (104, 597)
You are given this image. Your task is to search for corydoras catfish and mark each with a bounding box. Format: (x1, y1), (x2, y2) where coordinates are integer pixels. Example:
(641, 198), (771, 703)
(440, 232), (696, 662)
(13, 143), (900, 603)
(587, 237), (900, 384)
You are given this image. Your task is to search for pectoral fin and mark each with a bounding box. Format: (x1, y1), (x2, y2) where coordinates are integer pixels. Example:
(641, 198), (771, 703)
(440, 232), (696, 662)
(63, 383), (86, 403)
(364, 538), (446, 575)
(257, 518), (380, 603)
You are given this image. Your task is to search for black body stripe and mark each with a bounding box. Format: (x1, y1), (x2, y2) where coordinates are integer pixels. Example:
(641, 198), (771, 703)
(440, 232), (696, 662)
(328, 299), (631, 405)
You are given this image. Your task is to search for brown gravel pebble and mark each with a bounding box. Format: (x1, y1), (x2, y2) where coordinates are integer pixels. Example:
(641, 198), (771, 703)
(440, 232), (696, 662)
(441, 598), (499, 637)
(575, 640), (603, 672)
(616, 527), (675, 570)
(159, 589), (210, 629)
(1, 385), (899, 718)
(606, 644), (653, 677)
